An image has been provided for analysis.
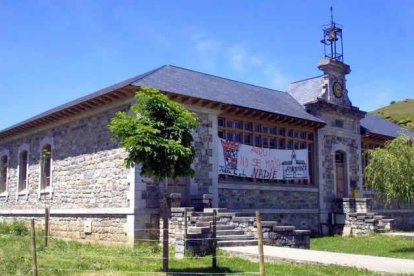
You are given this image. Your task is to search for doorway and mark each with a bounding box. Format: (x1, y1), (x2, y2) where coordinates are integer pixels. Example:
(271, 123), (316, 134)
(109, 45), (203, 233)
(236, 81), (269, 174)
(335, 151), (347, 198)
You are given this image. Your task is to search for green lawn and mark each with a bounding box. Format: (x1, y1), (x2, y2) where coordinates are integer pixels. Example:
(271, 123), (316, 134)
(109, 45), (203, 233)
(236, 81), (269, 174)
(0, 231), (375, 276)
(311, 234), (414, 259)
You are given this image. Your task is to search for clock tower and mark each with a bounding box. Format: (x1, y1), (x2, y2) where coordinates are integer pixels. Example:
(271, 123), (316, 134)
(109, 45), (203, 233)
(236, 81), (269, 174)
(317, 7), (352, 107)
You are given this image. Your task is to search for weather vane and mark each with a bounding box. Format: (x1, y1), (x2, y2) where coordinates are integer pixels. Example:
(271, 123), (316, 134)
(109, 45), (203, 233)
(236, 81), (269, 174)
(320, 6), (344, 62)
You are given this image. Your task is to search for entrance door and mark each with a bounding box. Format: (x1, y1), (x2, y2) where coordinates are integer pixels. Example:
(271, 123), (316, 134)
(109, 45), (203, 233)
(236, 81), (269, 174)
(335, 151), (346, 198)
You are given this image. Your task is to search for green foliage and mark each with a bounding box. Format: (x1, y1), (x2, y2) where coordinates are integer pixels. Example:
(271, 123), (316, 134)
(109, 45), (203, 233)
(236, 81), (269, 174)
(0, 220), (29, 236)
(365, 135), (414, 203)
(109, 87), (199, 181)
(373, 98), (414, 131)
(0, 234), (375, 275)
(312, 235), (414, 259)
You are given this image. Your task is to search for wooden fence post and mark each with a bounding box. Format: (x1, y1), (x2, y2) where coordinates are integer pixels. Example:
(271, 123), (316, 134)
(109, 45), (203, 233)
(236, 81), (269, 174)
(212, 209), (217, 269)
(30, 219), (38, 276)
(162, 180), (169, 273)
(44, 206), (49, 248)
(256, 211), (265, 276)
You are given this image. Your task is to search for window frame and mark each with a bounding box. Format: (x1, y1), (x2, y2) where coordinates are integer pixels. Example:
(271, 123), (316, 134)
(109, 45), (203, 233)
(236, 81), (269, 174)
(38, 137), (54, 199)
(0, 150), (9, 199)
(17, 144), (30, 200)
(218, 115), (316, 185)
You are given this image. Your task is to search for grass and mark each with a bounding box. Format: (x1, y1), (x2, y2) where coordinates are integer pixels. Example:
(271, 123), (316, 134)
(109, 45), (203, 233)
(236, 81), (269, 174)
(0, 222), (376, 276)
(372, 98), (414, 131)
(311, 234), (414, 259)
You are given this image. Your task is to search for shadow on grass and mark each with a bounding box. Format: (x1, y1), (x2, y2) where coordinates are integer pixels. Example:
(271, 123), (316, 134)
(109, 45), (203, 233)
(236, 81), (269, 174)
(390, 247), (414, 254)
(168, 266), (242, 275)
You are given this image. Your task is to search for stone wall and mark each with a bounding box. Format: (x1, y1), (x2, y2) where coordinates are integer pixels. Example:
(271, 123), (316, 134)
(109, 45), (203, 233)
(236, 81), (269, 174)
(0, 105), (131, 209)
(218, 183), (320, 233)
(0, 214), (128, 246)
(367, 193), (414, 230)
(0, 104), (135, 245)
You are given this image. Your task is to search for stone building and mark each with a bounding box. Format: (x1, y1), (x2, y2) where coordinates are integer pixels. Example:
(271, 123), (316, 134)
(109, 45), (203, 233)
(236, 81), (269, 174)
(1, 20), (413, 246)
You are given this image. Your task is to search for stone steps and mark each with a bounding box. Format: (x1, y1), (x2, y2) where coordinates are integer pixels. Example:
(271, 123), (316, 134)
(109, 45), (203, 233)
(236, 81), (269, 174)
(216, 229), (245, 236)
(217, 239), (258, 247)
(195, 221), (232, 227)
(216, 234), (255, 241)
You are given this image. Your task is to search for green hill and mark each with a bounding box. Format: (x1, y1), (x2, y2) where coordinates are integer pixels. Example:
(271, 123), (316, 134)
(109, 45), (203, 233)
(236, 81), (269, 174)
(372, 99), (414, 131)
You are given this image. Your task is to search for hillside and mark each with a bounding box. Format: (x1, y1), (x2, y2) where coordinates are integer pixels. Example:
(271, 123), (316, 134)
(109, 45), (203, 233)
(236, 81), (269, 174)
(372, 99), (414, 131)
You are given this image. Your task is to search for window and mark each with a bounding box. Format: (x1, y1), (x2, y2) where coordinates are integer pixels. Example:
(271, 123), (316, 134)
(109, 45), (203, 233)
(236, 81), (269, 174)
(18, 150), (28, 192)
(0, 155), (7, 194)
(218, 116), (315, 185)
(40, 144), (52, 189)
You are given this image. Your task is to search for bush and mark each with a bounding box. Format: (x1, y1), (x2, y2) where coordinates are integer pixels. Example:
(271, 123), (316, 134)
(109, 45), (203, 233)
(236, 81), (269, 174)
(0, 220), (29, 236)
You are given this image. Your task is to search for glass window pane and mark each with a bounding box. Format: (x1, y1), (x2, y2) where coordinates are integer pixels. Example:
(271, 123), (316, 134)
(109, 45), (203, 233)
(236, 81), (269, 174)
(244, 122), (252, 131)
(278, 139), (286, 149)
(255, 136), (261, 146)
(244, 134), (252, 145)
(235, 133), (242, 142)
(226, 120), (234, 128)
(218, 117), (225, 127)
(262, 137), (268, 147)
(269, 138), (276, 148)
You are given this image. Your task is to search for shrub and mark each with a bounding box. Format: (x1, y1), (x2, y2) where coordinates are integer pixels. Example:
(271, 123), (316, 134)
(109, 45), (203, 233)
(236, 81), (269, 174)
(0, 220), (28, 236)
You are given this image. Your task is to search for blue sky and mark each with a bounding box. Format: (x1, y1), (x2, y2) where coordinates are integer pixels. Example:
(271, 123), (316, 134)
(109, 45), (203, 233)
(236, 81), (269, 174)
(0, 0), (413, 130)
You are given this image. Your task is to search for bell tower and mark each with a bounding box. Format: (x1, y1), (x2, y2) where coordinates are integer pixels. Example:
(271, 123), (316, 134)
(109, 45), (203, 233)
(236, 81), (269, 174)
(318, 7), (352, 107)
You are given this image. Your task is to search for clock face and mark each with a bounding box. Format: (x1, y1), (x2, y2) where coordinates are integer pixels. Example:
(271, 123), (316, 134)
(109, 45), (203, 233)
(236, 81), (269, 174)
(333, 82), (343, 98)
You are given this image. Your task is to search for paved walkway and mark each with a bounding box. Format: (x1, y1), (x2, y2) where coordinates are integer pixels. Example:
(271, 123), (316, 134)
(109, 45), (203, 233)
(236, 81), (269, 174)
(385, 232), (414, 239)
(221, 245), (414, 274)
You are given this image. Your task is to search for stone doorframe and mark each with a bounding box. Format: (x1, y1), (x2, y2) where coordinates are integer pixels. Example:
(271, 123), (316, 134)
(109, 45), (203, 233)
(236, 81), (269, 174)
(332, 144), (351, 198)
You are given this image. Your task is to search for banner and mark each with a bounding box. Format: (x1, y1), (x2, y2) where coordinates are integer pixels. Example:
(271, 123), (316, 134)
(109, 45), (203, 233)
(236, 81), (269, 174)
(218, 138), (309, 180)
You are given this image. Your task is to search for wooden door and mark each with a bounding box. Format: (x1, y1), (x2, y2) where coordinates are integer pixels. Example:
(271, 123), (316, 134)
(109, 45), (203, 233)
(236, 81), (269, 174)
(335, 151), (346, 198)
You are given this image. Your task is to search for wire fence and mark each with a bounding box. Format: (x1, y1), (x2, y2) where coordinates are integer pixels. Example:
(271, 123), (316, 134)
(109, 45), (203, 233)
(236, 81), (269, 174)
(25, 210), (266, 276)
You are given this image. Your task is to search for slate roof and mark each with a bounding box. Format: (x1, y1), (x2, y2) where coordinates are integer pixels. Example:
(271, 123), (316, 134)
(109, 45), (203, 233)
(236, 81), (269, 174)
(288, 76), (324, 105)
(360, 113), (414, 139)
(1, 64), (412, 140)
(6, 69), (165, 135)
(132, 65), (323, 123)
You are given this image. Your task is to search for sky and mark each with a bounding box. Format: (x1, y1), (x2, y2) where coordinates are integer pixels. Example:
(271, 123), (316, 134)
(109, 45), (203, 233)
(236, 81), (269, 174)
(0, 0), (413, 130)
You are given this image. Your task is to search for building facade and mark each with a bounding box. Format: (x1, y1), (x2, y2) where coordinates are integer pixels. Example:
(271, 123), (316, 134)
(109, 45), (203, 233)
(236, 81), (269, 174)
(1, 26), (414, 245)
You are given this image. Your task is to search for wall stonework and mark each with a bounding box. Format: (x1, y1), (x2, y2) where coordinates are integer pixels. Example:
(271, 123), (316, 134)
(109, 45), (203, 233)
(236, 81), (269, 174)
(0, 104), (135, 244)
(0, 106), (131, 209)
(218, 183), (320, 233)
(191, 111), (214, 196)
(0, 215), (128, 246)
(219, 188), (318, 209)
(309, 105), (364, 230)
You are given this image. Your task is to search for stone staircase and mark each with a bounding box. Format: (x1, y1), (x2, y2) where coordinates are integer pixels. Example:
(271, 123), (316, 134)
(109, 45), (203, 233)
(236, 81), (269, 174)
(189, 208), (258, 247)
(170, 207), (311, 257)
(332, 198), (394, 236)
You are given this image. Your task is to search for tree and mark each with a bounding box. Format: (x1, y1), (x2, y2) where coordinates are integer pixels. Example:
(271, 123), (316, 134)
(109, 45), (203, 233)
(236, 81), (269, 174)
(365, 135), (414, 204)
(108, 87), (199, 272)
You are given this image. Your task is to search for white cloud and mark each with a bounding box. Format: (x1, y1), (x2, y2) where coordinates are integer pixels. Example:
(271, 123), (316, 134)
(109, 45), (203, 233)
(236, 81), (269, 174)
(190, 34), (290, 90)
(349, 81), (398, 111)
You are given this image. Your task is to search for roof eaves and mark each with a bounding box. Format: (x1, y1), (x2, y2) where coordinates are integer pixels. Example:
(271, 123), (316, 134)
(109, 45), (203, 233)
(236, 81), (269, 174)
(0, 65), (167, 135)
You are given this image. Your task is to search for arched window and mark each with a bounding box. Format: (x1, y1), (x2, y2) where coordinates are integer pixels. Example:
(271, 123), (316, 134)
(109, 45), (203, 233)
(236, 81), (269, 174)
(0, 155), (7, 194)
(40, 144), (52, 189)
(18, 150), (28, 192)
